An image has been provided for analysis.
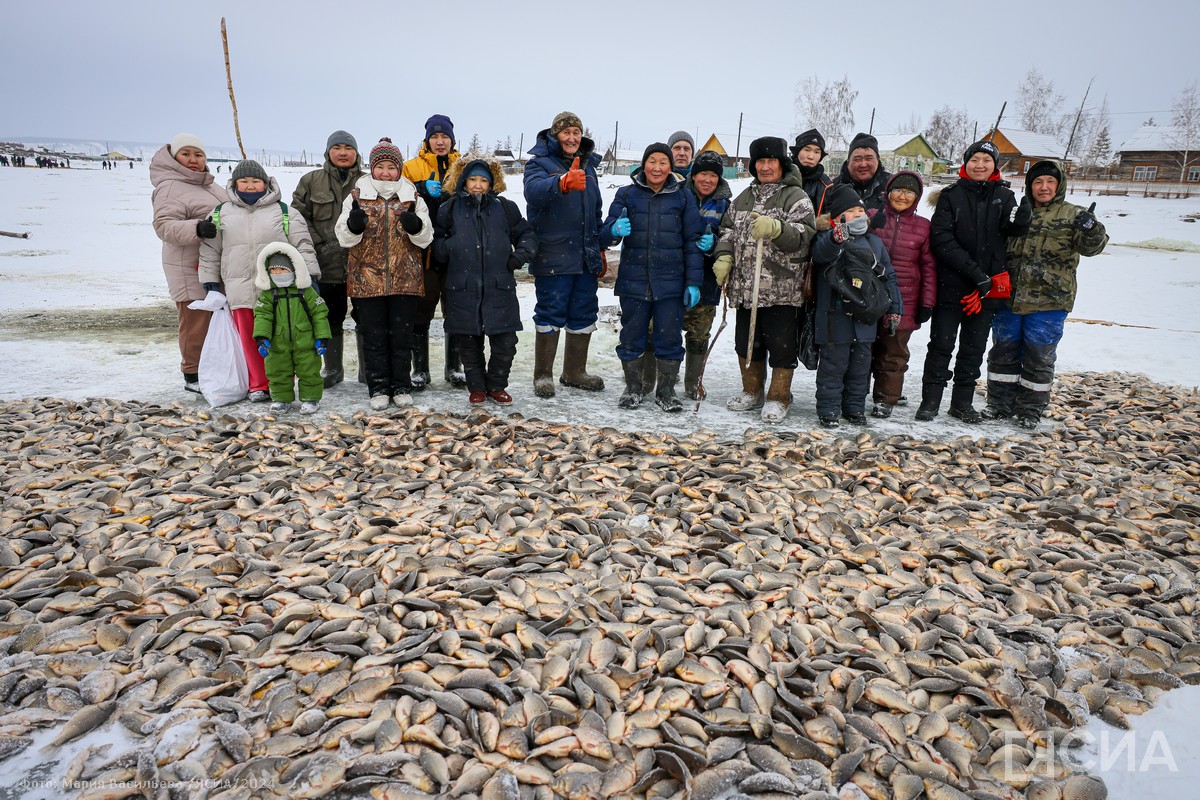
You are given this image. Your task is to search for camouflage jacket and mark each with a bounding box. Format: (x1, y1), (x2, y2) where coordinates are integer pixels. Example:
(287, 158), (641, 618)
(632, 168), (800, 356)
(1007, 169), (1108, 314)
(335, 175), (433, 299)
(714, 163), (815, 309)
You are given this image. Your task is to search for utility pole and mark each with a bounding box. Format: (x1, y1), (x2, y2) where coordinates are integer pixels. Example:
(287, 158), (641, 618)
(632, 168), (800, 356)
(734, 112), (743, 167)
(517, 133), (524, 164)
(612, 120), (619, 174)
(869, 109), (875, 135)
(1063, 77), (1094, 161)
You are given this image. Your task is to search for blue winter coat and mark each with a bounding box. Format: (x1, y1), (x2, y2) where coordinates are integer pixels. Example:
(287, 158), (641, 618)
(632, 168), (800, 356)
(689, 176), (732, 306)
(811, 231), (902, 345)
(600, 171), (705, 302)
(433, 162), (538, 336)
(523, 130), (604, 277)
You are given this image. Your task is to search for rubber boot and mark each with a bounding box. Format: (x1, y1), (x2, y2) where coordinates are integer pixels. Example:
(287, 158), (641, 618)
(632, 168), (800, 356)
(726, 360), (766, 411)
(640, 340), (657, 399)
(356, 330), (366, 384)
(683, 340), (706, 401)
(948, 383), (983, 423)
(533, 331), (560, 398)
(560, 332), (605, 391)
(654, 359), (683, 413)
(410, 325), (430, 392)
(618, 356), (644, 409)
(761, 368), (794, 423)
(321, 333), (345, 389)
(915, 383), (943, 421)
(444, 335), (467, 388)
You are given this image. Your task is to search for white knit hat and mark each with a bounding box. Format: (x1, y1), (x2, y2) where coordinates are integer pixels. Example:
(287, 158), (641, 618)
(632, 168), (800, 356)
(169, 132), (205, 156)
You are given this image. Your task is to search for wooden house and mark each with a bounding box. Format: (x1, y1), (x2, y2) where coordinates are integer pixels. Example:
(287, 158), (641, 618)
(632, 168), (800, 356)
(827, 133), (940, 177)
(980, 129), (1072, 176)
(600, 147), (643, 176)
(1116, 126), (1200, 183)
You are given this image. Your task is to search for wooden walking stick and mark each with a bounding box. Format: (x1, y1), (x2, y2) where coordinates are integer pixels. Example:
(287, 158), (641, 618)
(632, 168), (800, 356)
(744, 237), (764, 370)
(220, 18), (247, 160)
(0, 230), (30, 239)
(692, 289), (730, 412)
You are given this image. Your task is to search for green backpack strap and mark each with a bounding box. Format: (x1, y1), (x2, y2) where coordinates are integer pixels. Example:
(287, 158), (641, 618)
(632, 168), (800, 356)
(212, 201), (288, 235)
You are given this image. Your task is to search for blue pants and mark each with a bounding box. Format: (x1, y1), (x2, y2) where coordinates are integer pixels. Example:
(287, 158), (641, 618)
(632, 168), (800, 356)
(533, 273), (599, 334)
(987, 307), (1067, 417)
(617, 296), (685, 362)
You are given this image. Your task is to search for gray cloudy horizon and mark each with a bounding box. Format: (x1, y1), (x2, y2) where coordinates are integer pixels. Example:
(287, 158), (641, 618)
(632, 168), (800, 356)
(3, 0), (1196, 160)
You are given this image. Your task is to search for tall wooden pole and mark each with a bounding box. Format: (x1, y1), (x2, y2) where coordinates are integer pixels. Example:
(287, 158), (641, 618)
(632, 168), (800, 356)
(1063, 77), (1095, 161)
(221, 18), (247, 160)
(734, 112), (743, 166)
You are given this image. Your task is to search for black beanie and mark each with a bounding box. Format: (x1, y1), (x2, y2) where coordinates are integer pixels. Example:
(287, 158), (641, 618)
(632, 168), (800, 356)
(889, 173), (921, 195)
(847, 132), (880, 158)
(1025, 160), (1062, 191)
(826, 184), (864, 220)
(748, 136), (789, 178)
(790, 129), (826, 160)
(963, 140), (1000, 167)
(641, 142), (672, 169)
(692, 150), (724, 179)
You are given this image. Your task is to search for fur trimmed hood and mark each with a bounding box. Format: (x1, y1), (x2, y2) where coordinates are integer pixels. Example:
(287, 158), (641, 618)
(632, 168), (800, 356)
(255, 241), (311, 291)
(443, 157), (507, 195)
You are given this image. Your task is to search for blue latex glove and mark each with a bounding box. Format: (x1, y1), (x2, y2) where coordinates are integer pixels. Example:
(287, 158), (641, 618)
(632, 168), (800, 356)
(257, 339), (271, 358)
(684, 286), (700, 310)
(425, 178), (442, 198)
(698, 232), (715, 253)
(315, 339), (326, 355)
(611, 216), (631, 238)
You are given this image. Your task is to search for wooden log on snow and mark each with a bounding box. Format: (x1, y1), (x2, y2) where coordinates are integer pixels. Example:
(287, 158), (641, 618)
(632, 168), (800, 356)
(0, 230), (30, 239)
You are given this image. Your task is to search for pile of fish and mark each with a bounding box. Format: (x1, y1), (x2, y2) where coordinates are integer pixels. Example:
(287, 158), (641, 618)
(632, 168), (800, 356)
(0, 370), (1198, 800)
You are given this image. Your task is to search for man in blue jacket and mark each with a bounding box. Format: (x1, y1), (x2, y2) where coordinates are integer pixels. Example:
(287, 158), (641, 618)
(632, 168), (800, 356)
(523, 112), (606, 398)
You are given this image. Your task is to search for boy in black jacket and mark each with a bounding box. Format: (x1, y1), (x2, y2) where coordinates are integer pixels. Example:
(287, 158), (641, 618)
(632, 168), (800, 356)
(918, 140), (1031, 422)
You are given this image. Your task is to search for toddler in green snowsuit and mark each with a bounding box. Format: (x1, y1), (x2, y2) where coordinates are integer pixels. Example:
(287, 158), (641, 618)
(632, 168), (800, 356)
(252, 242), (332, 414)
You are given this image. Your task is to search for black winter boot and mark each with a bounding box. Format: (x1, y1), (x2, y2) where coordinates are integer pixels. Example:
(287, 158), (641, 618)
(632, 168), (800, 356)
(619, 357), (644, 409)
(533, 331), (560, 398)
(641, 340), (657, 398)
(560, 333), (604, 391)
(948, 383), (982, 423)
(410, 325), (430, 392)
(654, 359), (683, 413)
(683, 340), (706, 400)
(915, 383), (943, 421)
(444, 336), (467, 388)
(321, 333), (345, 388)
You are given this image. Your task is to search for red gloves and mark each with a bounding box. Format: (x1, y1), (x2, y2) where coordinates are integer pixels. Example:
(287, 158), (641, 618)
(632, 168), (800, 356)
(961, 290), (983, 315)
(986, 271), (1012, 299)
(559, 157), (586, 192)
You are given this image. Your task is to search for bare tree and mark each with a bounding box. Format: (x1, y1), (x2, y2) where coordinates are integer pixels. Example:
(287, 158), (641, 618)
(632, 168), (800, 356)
(794, 75), (858, 150)
(923, 105), (973, 162)
(1170, 81), (1199, 181)
(1016, 68), (1067, 137)
(467, 133), (483, 156)
(1074, 95), (1112, 170)
(901, 112), (923, 133)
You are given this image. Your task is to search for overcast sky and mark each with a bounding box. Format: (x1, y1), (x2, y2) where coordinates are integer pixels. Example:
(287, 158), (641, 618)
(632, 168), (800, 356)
(3, 0), (1195, 160)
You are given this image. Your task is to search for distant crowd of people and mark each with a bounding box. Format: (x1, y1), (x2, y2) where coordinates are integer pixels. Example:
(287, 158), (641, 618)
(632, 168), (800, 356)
(0, 155), (71, 167)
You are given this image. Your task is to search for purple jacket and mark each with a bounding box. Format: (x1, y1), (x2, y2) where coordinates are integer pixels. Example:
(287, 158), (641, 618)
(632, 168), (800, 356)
(869, 171), (936, 332)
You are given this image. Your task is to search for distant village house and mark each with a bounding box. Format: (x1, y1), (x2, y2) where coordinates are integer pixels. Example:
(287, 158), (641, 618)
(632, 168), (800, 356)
(1116, 126), (1200, 183)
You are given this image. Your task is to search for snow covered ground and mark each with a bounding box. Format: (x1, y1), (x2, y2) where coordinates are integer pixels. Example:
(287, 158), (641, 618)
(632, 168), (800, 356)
(1, 160), (1199, 799)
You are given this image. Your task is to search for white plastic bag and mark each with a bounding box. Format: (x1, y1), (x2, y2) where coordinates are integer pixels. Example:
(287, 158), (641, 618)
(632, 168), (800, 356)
(188, 292), (248, 407)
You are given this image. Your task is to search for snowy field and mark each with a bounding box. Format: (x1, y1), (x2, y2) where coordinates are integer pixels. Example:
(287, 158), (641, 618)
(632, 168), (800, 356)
(1, 161), (1199, 799)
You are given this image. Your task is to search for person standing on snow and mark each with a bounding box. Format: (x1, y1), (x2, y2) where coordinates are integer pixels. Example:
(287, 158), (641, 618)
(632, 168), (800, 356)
(198, 159), (320, 403)
(292, 129), (363, 389)
(602, 143), (705, 413)
(917, 140), (1031, 422)
(403, 114), (464, 391)
(252, 243), (332, 415)
(712, 136), (815, 424)
(681, 150), (732, 400)
(336, 138), (433, 411)
(523, 111), (606, 398)
(833, 132), (892, 215)
(984, 160), (1108, 428)
(810, 185), (902, 429)
(432, 157), (538, 407)
(866, 172), (937, 418)
(150, 133), (228, 394)
(790, 129), (834, 219)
